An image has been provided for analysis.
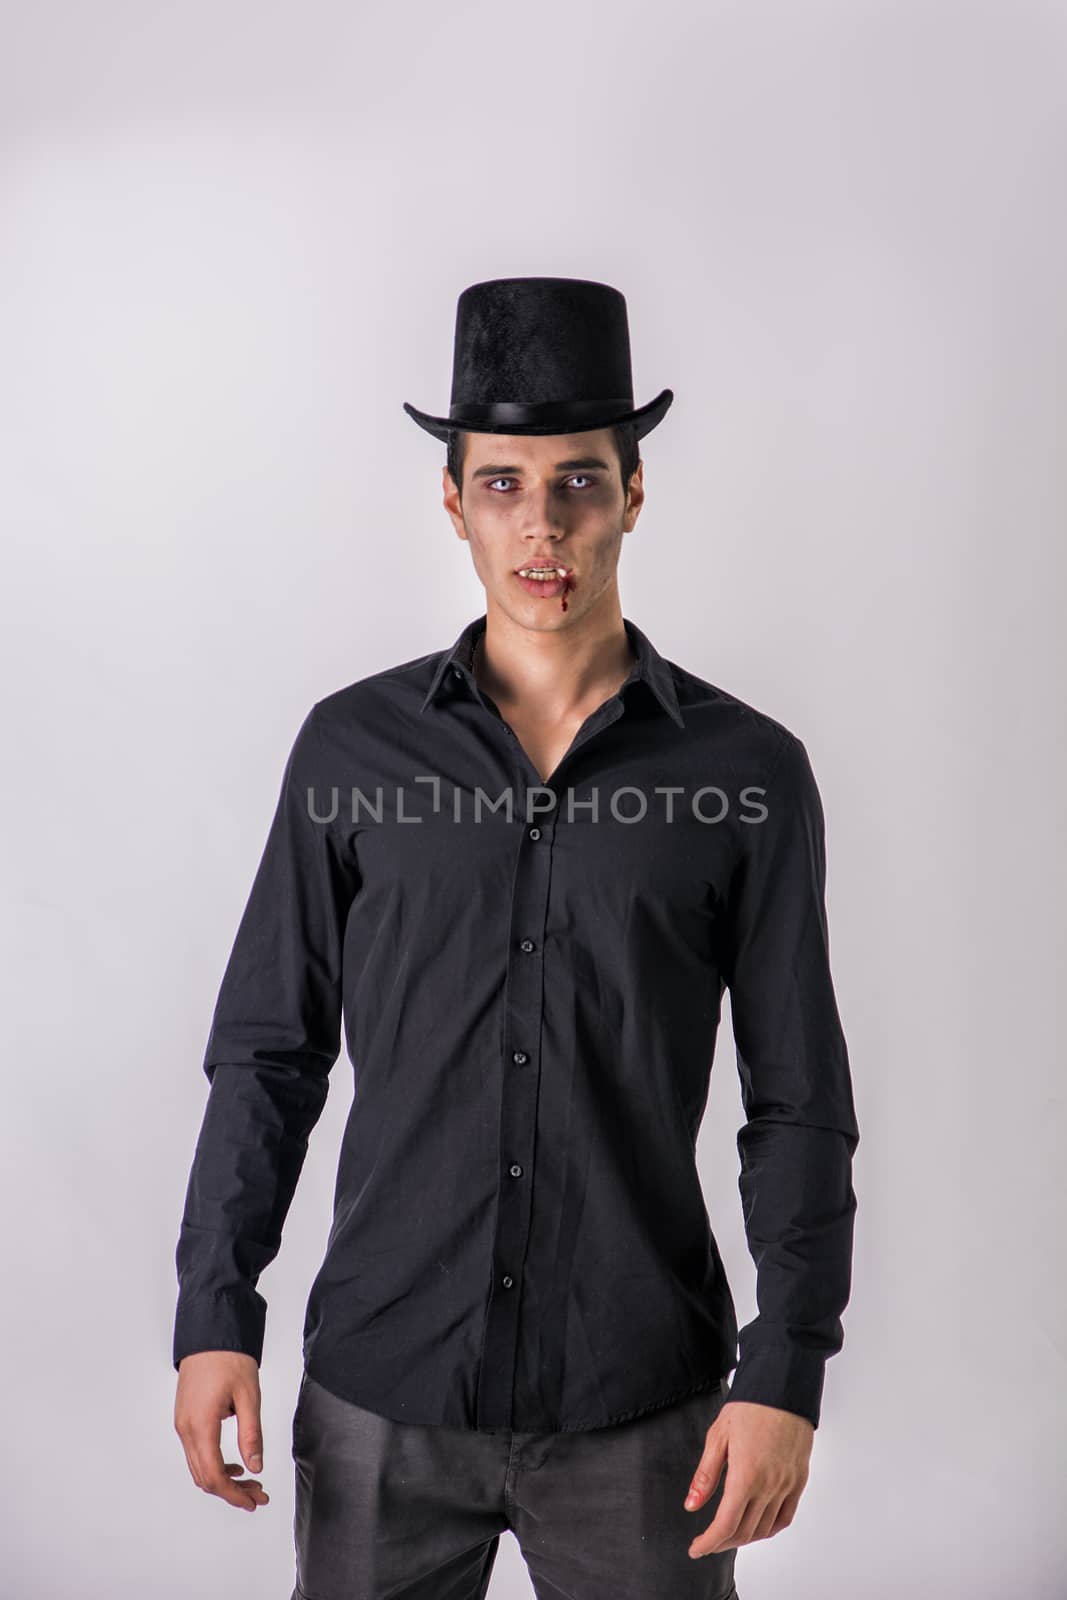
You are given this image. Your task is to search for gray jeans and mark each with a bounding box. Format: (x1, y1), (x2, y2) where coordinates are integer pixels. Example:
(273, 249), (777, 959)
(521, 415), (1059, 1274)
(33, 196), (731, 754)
(290, 1370), (740, 1599)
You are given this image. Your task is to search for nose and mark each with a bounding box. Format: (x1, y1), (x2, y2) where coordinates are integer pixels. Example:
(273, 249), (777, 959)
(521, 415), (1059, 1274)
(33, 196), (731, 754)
(519, 483), (568, 539)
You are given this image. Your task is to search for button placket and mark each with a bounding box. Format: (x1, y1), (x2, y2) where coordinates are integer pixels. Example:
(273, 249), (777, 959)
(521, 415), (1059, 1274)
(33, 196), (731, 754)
(474, 781), (558, 1430)
(473, 691), (627, 1430)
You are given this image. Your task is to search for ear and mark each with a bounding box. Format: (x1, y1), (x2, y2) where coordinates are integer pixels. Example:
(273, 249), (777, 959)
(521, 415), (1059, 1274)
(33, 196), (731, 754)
(442, 466), (468, 540)
(622, 461), (645, 531)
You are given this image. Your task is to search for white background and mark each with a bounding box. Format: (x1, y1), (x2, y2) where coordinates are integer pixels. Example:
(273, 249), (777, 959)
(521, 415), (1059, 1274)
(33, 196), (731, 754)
(2, 2), (1064, 1595)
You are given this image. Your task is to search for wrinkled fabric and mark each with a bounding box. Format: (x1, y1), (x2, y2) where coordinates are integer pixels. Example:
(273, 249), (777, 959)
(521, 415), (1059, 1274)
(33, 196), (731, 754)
(173, 613), (859, 1431)
(290, 1370), (739, 1600)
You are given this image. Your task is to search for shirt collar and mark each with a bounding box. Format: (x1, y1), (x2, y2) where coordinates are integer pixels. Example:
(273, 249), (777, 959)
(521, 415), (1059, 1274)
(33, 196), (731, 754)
(418, 613), (685, 728)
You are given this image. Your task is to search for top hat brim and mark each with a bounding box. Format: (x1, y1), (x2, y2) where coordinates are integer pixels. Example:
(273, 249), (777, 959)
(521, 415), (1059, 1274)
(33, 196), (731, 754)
(402, 388), (674, 445)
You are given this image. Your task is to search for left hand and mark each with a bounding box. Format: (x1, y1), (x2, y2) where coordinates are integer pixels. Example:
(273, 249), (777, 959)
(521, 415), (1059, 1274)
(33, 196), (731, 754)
(683, 1399), (813, 1558)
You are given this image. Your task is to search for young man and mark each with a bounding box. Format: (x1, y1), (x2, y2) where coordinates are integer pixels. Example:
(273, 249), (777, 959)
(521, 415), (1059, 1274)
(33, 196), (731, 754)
(173, 277), (860, 1599)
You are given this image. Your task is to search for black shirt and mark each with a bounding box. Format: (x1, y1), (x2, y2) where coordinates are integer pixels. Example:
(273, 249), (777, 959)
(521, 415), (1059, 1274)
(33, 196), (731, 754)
(173, 613), (859, 1432)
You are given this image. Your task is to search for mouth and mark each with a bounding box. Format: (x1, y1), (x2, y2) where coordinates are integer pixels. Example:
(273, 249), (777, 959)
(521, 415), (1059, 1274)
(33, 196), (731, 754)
(513, 563), (574, 604)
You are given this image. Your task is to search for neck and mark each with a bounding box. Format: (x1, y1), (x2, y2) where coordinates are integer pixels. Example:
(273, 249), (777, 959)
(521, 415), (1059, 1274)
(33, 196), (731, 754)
(472, 595), (636, 720)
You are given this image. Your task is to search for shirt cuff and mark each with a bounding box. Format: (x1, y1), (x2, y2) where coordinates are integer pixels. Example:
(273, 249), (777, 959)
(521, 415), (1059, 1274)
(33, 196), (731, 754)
(172, 1289), (265, 1371)
(725, 1341), (827, 1428)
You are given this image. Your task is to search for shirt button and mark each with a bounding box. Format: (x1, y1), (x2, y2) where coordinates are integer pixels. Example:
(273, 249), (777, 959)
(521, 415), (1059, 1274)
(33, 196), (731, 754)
(519, 938), (535, 953)
(502, 1275), (514, 1289)
(528, 827), (540, 840)
(509, 1163), (523, 1178)
(512, 1050), (528, 1065)
(452, 667), (463, 679)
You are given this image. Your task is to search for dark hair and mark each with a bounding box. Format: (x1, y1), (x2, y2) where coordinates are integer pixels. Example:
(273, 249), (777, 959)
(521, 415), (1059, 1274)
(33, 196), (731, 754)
(446, 421), (641, 503)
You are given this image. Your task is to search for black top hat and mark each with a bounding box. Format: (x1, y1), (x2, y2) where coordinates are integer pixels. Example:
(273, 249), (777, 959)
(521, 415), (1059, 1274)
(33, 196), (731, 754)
(403, 276), (673, 443)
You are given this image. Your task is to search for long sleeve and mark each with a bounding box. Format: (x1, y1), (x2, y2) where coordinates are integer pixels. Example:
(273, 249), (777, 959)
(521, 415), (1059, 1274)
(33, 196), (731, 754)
(719, 730), (859, 1428)
(172, 701), (357, 1369)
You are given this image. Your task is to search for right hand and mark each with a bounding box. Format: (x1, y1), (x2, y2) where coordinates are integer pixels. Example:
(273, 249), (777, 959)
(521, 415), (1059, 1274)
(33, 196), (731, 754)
(174, 1351), (271, 1512)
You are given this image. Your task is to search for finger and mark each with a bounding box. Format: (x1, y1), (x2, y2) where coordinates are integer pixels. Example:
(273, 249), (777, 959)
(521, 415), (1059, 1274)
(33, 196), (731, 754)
(684, 1430), (727, 1510)
(223, 1462), (271, 1497)
(688, 1489), (749, 1559)
(235, 1387), (264, 1476)
(193, 1428), (264, 1511)
(695, 1492), (770, 1556)
(176, 1402), (221, 1494)
(768, 1486), (803, 1536)
(222, 1465), (271, 1507)
(750, 1494), (788, 1541)
(730, 1495), (773, 1549)
(177, 1427), (213, 1493)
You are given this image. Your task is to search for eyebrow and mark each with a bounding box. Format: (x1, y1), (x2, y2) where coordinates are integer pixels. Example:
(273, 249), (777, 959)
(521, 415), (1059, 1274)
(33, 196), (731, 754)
(470, 456), (612, 480)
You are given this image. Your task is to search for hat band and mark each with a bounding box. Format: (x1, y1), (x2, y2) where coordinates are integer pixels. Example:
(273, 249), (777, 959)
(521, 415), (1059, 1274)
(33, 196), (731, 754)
(448, 397), (633, 427)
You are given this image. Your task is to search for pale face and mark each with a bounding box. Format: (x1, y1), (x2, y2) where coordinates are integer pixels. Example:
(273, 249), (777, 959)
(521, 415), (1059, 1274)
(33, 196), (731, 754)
(442, 428), (644, 632)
